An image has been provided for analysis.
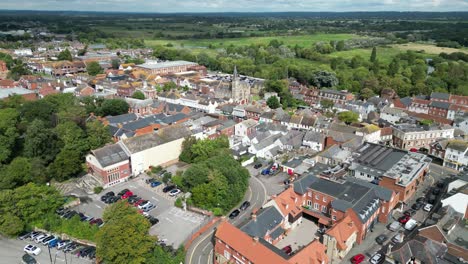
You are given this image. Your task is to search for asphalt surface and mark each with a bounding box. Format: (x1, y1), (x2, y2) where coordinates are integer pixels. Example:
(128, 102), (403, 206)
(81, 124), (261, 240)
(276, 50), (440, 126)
(0, 236), (93, 264)
(186, 167), (268, 264)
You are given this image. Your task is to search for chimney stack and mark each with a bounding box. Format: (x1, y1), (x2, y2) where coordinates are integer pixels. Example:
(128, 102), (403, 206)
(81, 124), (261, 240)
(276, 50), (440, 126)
(252, 214), (257, 222)
(253, 236), (259, 243)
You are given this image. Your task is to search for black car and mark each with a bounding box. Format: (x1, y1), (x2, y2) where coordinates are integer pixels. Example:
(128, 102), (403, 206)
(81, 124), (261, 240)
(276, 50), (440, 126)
(88, 248), (96, 259)
(106, 196), (121, 204)
(78, 246), (95, 258)
(254, 163), (262, 169)
(63, 242), (78, 252)
(416, 197), (426, 204)
(229, 209), (240, 219)
(432, 188), (441, 195)
(428, 195), (436, 204)
(412, 203), (423, 210)
(404, 209), (416, 216)
(375, 234), (388, 245)
(63, 210), (78, 219)
(162, 185), (176, 193)
(104, 191), (115, 197)
(146, 178), (156, 184)
(22, 253), (37, 264)
(128, 196), (141, 204)
(117, 189), (130, 196)
(436, 181), (445, 189)
(239, 201), (251, 210)
(147, 216), (160, 225)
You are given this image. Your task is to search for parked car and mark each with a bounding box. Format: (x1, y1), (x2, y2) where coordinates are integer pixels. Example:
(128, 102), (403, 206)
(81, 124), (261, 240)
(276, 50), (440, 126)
(34, 234), (49, 243)
(416, 197), (427, 204)
(150, 181), (162, 188)
(254, 163), (262, 169)
(399, 215), (411, 224)
(282, 245), (292, 255)
(57, 240), (72, 250)
(436, 181), (445, 189)
(78, 246), (95, 258)
(134, 199), (146, 207)
(107, 196), (121, 204)
(423, 203), (434, 212)
(229, 209), (240, 219)
(389, 221), (401, 231)
(412, 203), (423, 210)
(42, 235), (57, 245)
(18, 231), (32, 240)
(404, 219), (418, 231)
(428, 195), (437, 204)
(117, 189), (130, 196)
(21, 253), (37, 264)
(128, 196), (141, 204)
(143, 204), (156, 212)
(169, 189), (181, 197)
(432, 188), (441, 195)
(30, 232), (43, 240)
(404, 209), (416, 216)
(147, 216), (159, 225)
(240, 201), (251, 210)
(369, 253), (385, 264)
(392, 233), (404, 243)
(48, 238), (60, 248)
(146, 178), (156, 184)
(351, 253), (365, 264)
(261, 169), (270, 175)
(443, 218), (457, 232)
(375, 234), (388, 245)
(63, 210), (78, 219)
(63, 242), (79, 253)
(122, 191), (134, 199)
(24, 244), (41, 256)
(55, 207), (67, 216)
(163, 185), (176, 193)
(137, 200), (149, 208)
(90, 218), (104, 227)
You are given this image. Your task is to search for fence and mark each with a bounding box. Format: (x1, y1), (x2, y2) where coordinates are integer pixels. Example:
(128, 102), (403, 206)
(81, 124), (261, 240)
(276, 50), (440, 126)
(184, 217), (221, 251)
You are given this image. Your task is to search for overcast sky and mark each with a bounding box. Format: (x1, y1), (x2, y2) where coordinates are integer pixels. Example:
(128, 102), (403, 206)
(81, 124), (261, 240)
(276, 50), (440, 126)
(1, 0), (467, 12)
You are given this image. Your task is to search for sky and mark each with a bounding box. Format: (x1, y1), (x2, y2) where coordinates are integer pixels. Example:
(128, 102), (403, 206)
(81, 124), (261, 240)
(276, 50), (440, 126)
(1, 0), (468, 13)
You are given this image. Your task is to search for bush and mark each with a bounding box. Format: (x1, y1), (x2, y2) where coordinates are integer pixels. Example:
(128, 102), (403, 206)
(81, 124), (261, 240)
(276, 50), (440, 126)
(213, 208), (224, 216)
(174, 198), (183, 208)
(162, 172), (172, 184)
(151, 166), (163, 174)
(94, 186), (103, 194)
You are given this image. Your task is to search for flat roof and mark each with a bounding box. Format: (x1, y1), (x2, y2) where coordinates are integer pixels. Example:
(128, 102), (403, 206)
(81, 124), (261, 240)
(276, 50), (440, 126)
(136, 60), (196, 70)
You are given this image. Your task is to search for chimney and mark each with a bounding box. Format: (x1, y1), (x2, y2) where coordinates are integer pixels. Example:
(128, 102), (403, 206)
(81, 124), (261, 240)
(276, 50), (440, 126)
(252, 214), (257, 222)
(253, 236), (259, 243)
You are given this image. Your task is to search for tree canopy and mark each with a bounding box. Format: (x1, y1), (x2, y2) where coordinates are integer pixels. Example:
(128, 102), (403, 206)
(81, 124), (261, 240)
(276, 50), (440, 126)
(338, 111), (359, 124)
(132, 90), (146, 100)
(86, 61), (103, 76)
(266, 95), (281, 109)
(57, 49), (73, 61)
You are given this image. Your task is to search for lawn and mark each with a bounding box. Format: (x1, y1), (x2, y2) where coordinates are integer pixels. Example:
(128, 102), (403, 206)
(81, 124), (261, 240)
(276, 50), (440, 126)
(145, 33), (361, 49)
(393, 43), (468, 55)
(328, 47), (405, 64)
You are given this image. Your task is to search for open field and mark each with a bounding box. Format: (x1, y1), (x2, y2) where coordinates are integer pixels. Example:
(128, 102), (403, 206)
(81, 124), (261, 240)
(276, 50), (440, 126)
(145, 33), (361, 48)
(393, 43), (468, 54)
(328, 46), (404, 64)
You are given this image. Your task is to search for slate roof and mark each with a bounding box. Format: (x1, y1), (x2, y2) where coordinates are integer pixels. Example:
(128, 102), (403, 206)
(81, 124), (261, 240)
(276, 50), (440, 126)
(431, 92), (450, 100)
(106, 113), (138, 125)
(283, 157), (304, 168)
(92, 143), (129, 168)
(392, 236), (447, 264)
(240, 206), (284, 239)
(430, 101), (451, 110)
(352, 143), (407, 177)
(122, 125), (192, 153)
(399, 97), (413, 108)
(303, 130), (324, 143)
(252, 134), (282, 151)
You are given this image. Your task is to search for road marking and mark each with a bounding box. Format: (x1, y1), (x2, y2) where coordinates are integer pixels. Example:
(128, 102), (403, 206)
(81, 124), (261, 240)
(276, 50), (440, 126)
(165, 217), (174, 223)
(129, 185), (135, 188)
(207, 249), (213, 264)
(152, 196), (159, 202)
(198, 255), (202, 264)
(188, 230), (215, 264)
(202, 241), (211, 252)
(252, 173), (268, 204)
(95, 204), (102, 209)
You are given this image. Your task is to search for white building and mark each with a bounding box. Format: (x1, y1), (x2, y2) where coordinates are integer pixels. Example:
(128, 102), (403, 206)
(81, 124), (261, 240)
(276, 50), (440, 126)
(234, 119), (257, 137)
(443, 140), (468, 171)
(380, 106), (408, 125)
(14, 48), (33, 57)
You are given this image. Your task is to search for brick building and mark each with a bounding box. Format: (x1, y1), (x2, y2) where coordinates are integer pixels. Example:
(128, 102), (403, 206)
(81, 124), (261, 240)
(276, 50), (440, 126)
(0, 60), (8, 79)
(318, 89), (354, 105)
(392, 124), (454, 150)
(135, 60), (198, 75)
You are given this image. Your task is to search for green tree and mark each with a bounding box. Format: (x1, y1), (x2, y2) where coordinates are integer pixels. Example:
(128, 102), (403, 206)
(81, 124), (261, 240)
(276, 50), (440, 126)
(86, 120), (111, 150)
(111, 59), (120, 69)
(336, 40), (345, 51)
(179, 136), (198, 163)
(24, 119), (61, 163)
(360, 88), (375, 100)
(86, 61), (103, 76)
(388, 58), (400, 77)
(311, 71), (339, 88)
(58, 49), (72, 61)
(48, 148), (83, 181)
(20, 100), (56, 124)
(266, 96), (281, 109)
(370, 47), (377, 62)
(0, 157), (33, 190)
(320, 99), (334, 109)
(338, 111), (359, 124)
(96, 202), (154, 264)
(0, 108), (19, 163)
(162, 81), (177, 92)
(132, 90), (145, 100)
(99, 99), (129, 116)
(0, 213), (24, 236)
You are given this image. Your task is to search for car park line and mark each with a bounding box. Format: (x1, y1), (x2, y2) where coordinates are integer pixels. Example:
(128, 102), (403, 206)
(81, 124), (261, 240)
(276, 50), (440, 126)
(152, 196), (159, 201)
(165, 217), (174, 223)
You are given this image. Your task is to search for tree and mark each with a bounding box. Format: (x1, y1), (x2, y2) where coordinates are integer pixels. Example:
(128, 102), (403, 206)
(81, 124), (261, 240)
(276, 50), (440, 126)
(311, 71), (339, 88)
(86, 120), (111, 150)
(24, 119), (61, 163)
(20, 100), (56, 124)
(111, 59), (120, 69)
(266, 96), (280, 109)
(338, 111), (359, 124)
(0, 108), (19, 164)
(99, 99), (129, 116)
(336, 40), (345, 51)
(388, 58), (400, 77)
(360, 88), (375, 100)
(370, 47), (377, 62)
(162, 81), (177, 92)
(96, 202), (154, 264)
(48, 148), (83, 181)
(0, 213), (24, 236)
(58, 49), (72, 61)
(321, 99), (334, 109)
(0, 157), (32, 190)
(132, 91), (145, 100)
(179, 136), (198, 163)
(86, 61), (103, 76)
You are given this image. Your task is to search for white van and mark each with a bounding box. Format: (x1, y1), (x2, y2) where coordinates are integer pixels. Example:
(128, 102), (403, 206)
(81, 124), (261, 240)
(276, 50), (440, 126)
(389, 221), (401, 231)
(404, 219), (418, 231)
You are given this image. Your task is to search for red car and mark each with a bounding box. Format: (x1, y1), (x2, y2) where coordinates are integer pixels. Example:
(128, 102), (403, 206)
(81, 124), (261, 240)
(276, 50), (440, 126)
(351, 254), (365, 264)
(399, 215), (411, 224)
(134, 199), (146, 207)
(122, 191), (133, 199)
(281, 245), (292, 255)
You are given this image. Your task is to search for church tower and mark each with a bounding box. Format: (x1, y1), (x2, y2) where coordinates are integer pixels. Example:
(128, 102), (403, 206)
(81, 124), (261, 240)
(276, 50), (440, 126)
(231, 65), (250, 104)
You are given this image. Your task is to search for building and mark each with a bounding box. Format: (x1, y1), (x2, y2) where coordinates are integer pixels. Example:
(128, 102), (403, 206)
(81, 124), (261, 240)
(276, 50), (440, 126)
(318, 89), (354, 105)
(0, 87), (37, 101)
(0, 60), (8, 79)
(379, 106), (408, 125)
(231, 66), (251, 104)
(323, 216), (358, 261)
(135, 60), (198, 75)
(86, 143), (131, 188)
(235, 119), (257, 138)
(392, 123), (454, 150)
(350, 143), (431, 202)
(443, 140), (468, 171)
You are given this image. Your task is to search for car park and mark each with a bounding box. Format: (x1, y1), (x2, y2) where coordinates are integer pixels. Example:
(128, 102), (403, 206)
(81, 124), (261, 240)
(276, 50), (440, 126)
(404, 209), (416, 216)
(77, 246), (95, 258)
(370, 253), (385, 264)
(240, 201), (251, 210)
(423, 203), (434, 212)
(24, 244), (41, 256)
(151, 181), (162, 188)
(229, 209), (240, 219)
(163, 185), (176, 193)
(147, 215), (160, 225)
(428, 195), (436, 204)
(118, 189), (130, 197)
(404, 219), (418, 231)
(281, 245), (292, 255)
(21, 253), (37, 264)
(389, 221), (401, 231)
(142, 203), (156, 212)
(122, 191), (134, 199)
(392, 233), (404, 243)
(351, 253), (365, 264)
(30, 232), (43, 241)
(42, 235), (57, 245)
(63, 242), (79, 253)
(48, 238), (60, 248)
(18, 231), (32, 240)
(169, 189), (181, 196)
(375, 234), (388, 245)
(34, 234), (49, 243)
(57, 240), (71, 250)
(137, 200), (150, 209)
(416, 197), (426, 204)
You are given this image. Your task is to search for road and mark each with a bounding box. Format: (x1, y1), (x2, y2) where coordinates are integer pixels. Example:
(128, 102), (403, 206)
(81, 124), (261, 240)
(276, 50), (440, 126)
(186, 170), (268, 264)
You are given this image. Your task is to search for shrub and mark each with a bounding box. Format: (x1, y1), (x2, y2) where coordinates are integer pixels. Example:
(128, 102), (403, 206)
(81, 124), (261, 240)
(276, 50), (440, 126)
(94, 186), (103, 194)
(174, 198), (183, 208)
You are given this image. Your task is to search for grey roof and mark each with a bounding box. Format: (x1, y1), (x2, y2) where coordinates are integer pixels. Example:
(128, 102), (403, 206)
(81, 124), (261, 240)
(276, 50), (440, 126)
(106, 113), (138, 125)
(294, 167), (393, 223)
(122, 125), (192, 153)
(92, 143), (129, 168)
(137, 60), (196, 70)
(399, 97), (413, 107)
(352, 143), (407, 176)
(279, 131), (304, 148)
(160, 113), (188, 125)
(430, 101), (451, 110)
(255, 122), (288, 133)
(0, 87), (35, 99)
(240, 206), (284, 239)
(283, 157), (304, 168)
(431, 92), (450, 100)
(166, 103), (187, 113)
(252, 134), (282, 151)
(392, 236), (447, 264)
(269, 226), (286, 240)
(303, 130), (324, 143)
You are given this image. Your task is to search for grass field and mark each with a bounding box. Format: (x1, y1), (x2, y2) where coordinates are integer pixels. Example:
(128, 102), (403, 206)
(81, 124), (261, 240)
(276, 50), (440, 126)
(328, 47), (404, 64)
(393, 43), (468, 54)
(145, 33), (361, 49)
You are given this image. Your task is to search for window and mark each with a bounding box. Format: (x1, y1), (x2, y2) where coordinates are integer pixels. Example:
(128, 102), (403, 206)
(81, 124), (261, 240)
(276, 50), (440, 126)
(322, 205), (327, 213)
(315, 194), (320, 200)
(314, 203), (319, 210)
(307, 200), (312, 207)
(323, 197), (327, 202)
(224, 250), (231, 260)
(332, 215), (337, 220)
(382, 207), (385, 213)
(308, 192), (312, 197)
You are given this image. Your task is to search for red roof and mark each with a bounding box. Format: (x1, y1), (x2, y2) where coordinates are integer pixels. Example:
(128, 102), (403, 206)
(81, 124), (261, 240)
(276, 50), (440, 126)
(404, 111), (453, 125)
(380, 127), (393, 136)
(0, 79), (16, 88)
(325, 216), (358, 251)
(392, 98), (407, 109)
(412, 98), (430, 105)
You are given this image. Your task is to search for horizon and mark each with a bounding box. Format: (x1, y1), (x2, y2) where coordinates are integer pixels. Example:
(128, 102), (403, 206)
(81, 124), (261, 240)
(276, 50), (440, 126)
(1, 0), (467, 13)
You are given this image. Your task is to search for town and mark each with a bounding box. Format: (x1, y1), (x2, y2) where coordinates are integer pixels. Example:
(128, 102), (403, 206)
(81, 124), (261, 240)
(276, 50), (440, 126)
(0, 8), (468, 264)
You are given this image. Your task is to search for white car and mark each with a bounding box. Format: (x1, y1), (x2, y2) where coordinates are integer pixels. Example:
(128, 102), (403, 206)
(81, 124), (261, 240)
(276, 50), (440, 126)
(34, 234), (48, 243)
(24, 244), (41, 255)
(138, 201), (150, 209)
(404, 219), (418, 231)
(57, 240), (71, 250)
(370, 253), (384, 264)
(169, 189), (181, 197)
(423, 203), (434, 212)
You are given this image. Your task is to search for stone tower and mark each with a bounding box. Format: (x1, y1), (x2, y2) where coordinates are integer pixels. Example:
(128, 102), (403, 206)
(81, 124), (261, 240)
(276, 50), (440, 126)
(231, 66), (250, 104)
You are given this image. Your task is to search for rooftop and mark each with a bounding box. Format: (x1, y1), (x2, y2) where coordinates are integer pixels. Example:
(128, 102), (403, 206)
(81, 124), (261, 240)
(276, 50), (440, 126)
(91, 143), (129, 168)
(137, 60), (196, 70)
(122, 125), (191, 153)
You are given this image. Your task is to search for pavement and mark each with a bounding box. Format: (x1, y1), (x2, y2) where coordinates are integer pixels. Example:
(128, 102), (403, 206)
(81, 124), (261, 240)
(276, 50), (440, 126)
(0, 236), (93, 264)
(185, 166), (268, 264)
(74, 176), (206, 248)
(275, 219), (318, 253)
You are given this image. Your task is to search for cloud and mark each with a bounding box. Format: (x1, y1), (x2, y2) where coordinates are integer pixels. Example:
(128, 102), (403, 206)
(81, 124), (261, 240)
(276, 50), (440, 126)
(0, 0), (467, 12)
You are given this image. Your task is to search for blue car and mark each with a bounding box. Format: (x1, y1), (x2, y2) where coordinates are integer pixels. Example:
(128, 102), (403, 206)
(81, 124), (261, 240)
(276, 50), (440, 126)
(261, 169), (270, 175)
(150, 181), (162, 188)
(48, 238), (60, 248)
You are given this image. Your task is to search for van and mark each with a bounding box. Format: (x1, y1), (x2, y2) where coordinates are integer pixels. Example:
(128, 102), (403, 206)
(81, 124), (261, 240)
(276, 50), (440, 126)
(389, 221), (401, 231)
(404, 219), (418, 231)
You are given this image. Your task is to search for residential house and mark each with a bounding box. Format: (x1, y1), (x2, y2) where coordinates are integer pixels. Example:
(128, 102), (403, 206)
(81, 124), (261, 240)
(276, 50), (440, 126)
(235, 119), (258, 138)
(275, 130), (305, 151)
(379, 127), (393, 144)
(429, 139), (449, 160)
(443, 140), (468, 171)
(0, 87), (37, 101)
(428, 101), (451, 118)
(408, 97), (430, 114)
(380, 106), (408, 125)
(454, 112), (468, 135)
(323, 216), (358, 261)
(392, 123), (454, 150)
(303, 130), (325, 152)
(126, 98), (154, 116)
(349, 143), (431, 202)
(318, 89), (354, 105)
(248, 134), (283, 159)
(135, 60), (198, 75)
